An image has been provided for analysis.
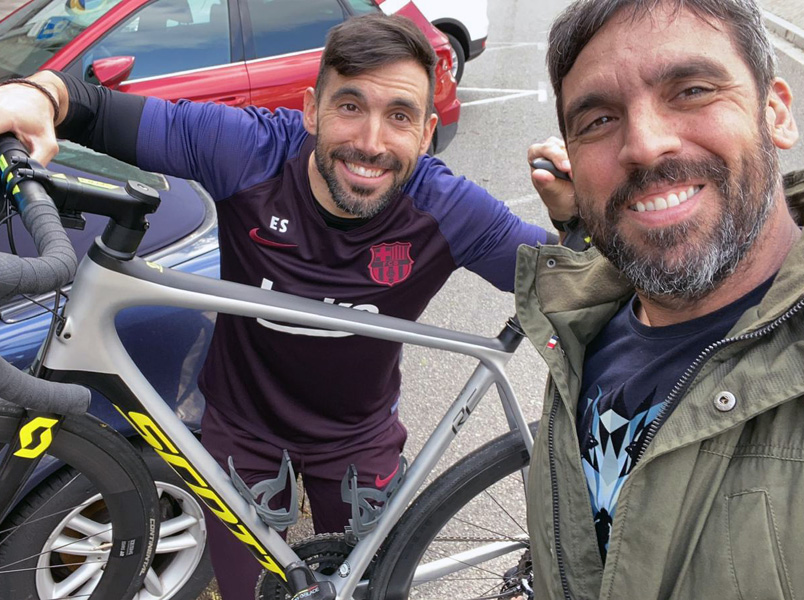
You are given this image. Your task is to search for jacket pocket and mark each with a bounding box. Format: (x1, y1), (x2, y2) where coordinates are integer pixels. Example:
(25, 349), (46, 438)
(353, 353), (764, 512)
(727, 490), (791, 600)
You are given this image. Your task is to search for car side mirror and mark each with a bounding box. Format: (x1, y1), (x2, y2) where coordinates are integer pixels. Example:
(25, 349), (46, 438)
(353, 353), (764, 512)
(90, 56), (135, 89)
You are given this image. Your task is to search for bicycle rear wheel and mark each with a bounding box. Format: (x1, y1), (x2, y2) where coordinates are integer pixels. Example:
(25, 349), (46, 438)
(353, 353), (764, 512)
(0, 405), (160, 600)
(368, 422), (537, 600)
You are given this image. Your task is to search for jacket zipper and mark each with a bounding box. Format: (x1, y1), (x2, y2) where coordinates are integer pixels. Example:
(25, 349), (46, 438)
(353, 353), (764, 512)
(548, 388), (573, 600)
(634, 296), (804, 466)
(546, 296), (804, 600)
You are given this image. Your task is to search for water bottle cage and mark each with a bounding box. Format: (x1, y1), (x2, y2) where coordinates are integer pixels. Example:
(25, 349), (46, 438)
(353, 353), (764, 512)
(340, 455), (407, 539)
(228, 449), (299, 531)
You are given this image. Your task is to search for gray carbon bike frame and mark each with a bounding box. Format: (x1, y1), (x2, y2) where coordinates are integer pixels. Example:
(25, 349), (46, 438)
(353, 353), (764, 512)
(39, 243), (534, 600)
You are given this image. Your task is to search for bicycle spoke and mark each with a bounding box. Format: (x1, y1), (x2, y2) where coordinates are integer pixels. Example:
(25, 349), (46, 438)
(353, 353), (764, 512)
(482, 490), (527, 537)
(49, 559), (103, 599)
(0, 473), (84, 548)
(66, 514), (112, 541)
(51, 535), (109, 557)
(0, 526), (112, 573)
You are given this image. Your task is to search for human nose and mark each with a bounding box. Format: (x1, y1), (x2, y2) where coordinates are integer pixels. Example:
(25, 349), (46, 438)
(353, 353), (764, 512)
(617, 104), (682, 169)
(355, 114), (387, 157)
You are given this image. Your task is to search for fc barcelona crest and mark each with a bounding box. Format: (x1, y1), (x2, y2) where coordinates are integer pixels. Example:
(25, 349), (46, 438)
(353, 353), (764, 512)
(369, 242), (414, 286)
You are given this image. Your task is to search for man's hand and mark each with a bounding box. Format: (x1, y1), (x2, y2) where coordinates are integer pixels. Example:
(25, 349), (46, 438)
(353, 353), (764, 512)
(0, 71), (68, 165)
(527, 136), (576, 224)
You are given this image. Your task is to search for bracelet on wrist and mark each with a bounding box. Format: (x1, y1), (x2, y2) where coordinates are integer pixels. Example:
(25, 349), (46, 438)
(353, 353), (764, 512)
(0, 78), (59, 123)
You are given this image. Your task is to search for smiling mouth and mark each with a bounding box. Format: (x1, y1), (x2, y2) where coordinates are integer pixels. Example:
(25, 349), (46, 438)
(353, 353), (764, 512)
(344, 161), (386, 179)
(630, 185), (703, 212)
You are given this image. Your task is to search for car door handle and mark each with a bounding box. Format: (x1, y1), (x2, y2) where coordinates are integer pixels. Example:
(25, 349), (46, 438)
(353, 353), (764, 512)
(219, 96), (247, 107)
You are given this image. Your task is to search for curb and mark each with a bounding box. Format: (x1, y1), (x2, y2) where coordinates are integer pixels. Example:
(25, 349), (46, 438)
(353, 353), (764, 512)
(764, 11), (804, 53)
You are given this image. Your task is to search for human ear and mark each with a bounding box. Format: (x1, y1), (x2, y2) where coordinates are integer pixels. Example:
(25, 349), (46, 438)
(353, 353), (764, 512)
(419, 113), (438, 155)
(766, 78), (798, 150)
(302, 87), (318, 135)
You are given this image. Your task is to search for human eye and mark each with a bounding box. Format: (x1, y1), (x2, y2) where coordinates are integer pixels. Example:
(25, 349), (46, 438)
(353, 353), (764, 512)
(340, 103), (360, 113)
(576, 114), (617, 136)
(675, 85), (715, 101)
(391, 112), (411, 123)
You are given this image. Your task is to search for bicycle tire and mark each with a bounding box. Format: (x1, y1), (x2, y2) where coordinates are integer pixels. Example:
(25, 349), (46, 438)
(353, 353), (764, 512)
(368, 422), (538, 600)
(0, 405), (161, 600)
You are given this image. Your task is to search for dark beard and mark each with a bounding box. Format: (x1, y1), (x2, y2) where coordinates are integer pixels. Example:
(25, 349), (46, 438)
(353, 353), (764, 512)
(314, 139), (406, 219)
(579, 125), (779, 302)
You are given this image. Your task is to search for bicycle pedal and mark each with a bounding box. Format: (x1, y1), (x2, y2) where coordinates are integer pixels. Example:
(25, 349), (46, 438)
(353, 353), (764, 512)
(290, 581), (336, 600)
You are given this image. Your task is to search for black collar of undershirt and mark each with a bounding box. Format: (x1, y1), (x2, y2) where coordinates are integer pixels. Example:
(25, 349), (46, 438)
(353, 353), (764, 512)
(312, 196), (372, 231)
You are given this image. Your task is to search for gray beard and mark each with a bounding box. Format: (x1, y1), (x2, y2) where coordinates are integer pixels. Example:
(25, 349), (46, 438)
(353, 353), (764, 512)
(580, 127), (779, 303)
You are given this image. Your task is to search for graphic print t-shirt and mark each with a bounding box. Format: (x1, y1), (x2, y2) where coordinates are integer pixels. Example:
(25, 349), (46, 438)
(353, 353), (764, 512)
(577, 277), (774, 560)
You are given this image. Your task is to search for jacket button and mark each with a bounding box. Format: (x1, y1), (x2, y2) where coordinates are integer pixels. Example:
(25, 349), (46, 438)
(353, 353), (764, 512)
(714, 391), (736, 412)
(546, 258), (557, 268)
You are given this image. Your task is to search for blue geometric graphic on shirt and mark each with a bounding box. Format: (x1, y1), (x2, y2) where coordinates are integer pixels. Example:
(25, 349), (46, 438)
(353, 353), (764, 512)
(580, 385), (663, 557)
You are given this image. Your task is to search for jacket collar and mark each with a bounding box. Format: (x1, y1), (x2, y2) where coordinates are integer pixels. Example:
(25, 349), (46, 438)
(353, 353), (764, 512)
(515, 235), (804, 452)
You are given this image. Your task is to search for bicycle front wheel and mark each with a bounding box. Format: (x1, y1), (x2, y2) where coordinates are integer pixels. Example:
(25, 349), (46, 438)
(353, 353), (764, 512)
(368, 422), (538, 600)
(0, 405), (161, 600)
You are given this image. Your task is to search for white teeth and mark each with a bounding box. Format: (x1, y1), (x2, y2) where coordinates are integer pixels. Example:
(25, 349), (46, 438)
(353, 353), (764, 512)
(630, 185), (702, 212)
(345, 162), (384, 178)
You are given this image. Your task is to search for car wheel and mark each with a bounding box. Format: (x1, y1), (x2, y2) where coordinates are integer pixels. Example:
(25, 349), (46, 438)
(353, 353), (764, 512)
(445, 32), (466, 84)
(2, 444), (212, 600)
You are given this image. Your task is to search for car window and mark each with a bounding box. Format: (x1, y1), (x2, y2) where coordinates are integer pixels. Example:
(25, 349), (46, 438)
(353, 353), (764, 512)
(343, 0), (379, 16)
(0, 0), (125, 79)
(246, 0), (347, 59)
(82, 0), (231, 82)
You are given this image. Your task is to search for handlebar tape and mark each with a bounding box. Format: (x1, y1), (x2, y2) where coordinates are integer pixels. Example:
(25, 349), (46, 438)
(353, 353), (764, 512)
(0, 135), (88, 414)
(0, 355), (90, 415)
(0, 136), (78, 302)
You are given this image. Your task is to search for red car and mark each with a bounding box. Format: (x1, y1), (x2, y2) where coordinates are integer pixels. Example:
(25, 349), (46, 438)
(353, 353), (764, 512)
(0, 0), (460, 153)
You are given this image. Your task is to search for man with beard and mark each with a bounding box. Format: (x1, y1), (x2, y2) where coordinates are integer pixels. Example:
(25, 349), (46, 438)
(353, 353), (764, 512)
(0, 14), (571, 598)
(519, 0), (804, 597)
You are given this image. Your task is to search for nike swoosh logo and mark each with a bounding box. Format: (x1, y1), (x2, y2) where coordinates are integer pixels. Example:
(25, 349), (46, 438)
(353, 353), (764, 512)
(249, 228), (298, 248)
(375, 464), (400, 489)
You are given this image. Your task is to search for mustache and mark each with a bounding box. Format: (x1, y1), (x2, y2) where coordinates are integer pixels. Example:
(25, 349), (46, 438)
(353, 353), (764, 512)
(331, 147), (403, 172)
(606, 157), (730, 216)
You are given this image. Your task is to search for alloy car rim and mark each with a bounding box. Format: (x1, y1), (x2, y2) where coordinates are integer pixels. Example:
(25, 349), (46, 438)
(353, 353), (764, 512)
(35, 482), (207, 600)
(449, 45), (459, 79)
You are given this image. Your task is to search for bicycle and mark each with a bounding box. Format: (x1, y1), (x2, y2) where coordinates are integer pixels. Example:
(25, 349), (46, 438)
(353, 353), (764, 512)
(0, 133), (538, 600)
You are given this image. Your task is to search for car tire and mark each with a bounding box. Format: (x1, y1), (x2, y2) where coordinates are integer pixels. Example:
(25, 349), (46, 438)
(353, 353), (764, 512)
(0, 443), (213, 600)
(445, 32), (466, 84)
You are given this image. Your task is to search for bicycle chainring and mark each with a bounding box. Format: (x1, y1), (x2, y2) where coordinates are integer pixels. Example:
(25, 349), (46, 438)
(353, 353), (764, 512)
(255, 533), (359, 600)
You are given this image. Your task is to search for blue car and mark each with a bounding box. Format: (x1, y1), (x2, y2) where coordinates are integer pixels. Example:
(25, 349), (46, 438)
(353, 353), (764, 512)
(0, 143), (218, 600)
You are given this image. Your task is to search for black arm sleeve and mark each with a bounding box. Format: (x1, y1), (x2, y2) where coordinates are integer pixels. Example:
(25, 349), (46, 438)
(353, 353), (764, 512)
(51, 71), (146, 166)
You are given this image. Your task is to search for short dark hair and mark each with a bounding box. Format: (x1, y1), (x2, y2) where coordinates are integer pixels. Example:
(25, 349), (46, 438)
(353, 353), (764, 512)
(547, 0), (777, 138)
(316, 13), (437, 117)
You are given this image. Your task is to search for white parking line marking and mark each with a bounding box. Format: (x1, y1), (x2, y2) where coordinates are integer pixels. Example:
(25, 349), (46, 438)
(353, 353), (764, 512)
(460, 83), (549, 106)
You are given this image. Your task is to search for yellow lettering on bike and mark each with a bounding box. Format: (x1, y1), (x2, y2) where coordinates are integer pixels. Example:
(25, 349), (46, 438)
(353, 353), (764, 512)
(228, 522), (285, 578)
(145, 261), (164, 273)
(13, 417), (59, 459)
(117, 407), (286, 581)
(186, 481), (239, 523)
(127, 411), (178, 454)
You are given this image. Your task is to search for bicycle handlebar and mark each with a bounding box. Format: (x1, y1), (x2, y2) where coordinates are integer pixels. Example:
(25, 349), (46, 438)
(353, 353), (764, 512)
(0, 134), (90, 415)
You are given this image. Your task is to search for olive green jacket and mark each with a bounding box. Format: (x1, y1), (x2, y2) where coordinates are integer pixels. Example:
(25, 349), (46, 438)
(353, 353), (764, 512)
(515, 236), (804, 600)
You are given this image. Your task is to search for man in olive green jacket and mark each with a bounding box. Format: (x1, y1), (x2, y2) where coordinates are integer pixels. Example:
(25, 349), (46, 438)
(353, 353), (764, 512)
(520, 0), (804, 598)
